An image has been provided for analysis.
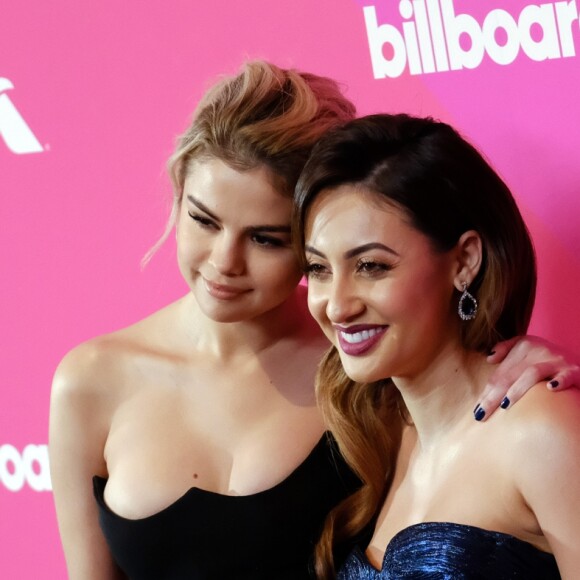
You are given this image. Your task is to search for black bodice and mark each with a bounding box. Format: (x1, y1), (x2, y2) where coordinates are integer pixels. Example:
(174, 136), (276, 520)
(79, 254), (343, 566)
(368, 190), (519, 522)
(93, 433), (359, 579)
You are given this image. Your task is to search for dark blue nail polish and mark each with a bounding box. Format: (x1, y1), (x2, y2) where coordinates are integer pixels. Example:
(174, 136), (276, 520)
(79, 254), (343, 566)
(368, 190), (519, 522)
(473, 403), (480, 414)
(474, 407), (486, 421)
(500, 397), (510, 409)
(549, 380), (559, 389)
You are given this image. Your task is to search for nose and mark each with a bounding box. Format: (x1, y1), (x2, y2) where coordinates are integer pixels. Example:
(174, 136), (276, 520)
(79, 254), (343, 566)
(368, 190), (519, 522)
(209, 233), (246, 277)
(324, 275), (365, 324)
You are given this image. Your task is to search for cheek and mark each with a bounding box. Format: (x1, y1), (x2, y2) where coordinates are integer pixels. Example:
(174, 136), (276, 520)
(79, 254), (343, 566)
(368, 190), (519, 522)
(307, 285), (330, 326)
(176, 231), (197, 259)
(255, 253), (302, 289)
(367, 281), (412, 317)
(393, 274), (454, 331)
(176, 228), (206, 273)
(175, 212), (191, 249)
(278, 264), (303, 291)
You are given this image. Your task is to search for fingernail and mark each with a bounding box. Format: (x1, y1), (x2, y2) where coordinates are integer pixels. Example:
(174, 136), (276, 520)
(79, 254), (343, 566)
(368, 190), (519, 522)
(474, 407), (486, 421)
(549, 380), (559, 389)
(473, 403), (480, 414)
(500, 397), (510, 409)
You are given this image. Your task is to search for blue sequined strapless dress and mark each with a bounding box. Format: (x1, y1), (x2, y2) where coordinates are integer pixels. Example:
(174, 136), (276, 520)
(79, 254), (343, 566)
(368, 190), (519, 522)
(338, 522), (560, 579)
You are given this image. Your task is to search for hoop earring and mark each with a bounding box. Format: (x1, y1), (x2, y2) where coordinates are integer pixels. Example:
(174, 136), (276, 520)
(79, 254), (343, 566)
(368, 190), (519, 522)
(458, 282), (478, 321)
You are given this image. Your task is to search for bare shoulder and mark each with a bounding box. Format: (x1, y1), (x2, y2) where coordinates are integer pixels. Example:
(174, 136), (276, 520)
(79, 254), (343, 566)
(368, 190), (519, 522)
(501, 384), (580, 449)
(48, 306), (185, 579)
(49, 301), (185, 484)
(52, 298), (183, 403)
(505, 382), (580, 433)
(499, 384), (580, 488)
(53, 335), (126, 401)
(496, 387), (580, 572)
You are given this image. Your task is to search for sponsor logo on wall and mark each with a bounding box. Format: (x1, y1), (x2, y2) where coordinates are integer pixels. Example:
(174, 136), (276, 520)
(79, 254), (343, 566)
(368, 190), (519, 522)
(0, 78), (43, 154)
(0, 444), (51, 492)
(363, 0), (579, 78)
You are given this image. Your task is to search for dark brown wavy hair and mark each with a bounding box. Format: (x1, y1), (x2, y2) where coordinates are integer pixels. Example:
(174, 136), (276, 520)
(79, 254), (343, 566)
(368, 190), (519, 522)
(292, 114), (537, 578)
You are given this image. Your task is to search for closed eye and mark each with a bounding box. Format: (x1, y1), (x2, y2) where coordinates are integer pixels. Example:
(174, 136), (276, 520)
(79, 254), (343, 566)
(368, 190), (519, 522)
(251, 233), (288, 248)
(188, 212), (218, 229)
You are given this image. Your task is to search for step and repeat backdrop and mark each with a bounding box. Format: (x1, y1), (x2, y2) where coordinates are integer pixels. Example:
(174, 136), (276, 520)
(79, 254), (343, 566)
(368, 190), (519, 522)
(2, 0), (580, 576)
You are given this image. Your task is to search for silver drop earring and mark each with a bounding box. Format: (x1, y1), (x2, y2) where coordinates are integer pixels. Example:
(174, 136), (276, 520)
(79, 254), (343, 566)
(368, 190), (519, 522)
(458, 282), (478, 321)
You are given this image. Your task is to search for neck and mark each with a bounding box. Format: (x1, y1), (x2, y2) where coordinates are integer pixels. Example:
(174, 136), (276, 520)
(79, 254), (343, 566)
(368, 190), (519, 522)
(393, 343), (492, 449)
(180, 286), (322, 361)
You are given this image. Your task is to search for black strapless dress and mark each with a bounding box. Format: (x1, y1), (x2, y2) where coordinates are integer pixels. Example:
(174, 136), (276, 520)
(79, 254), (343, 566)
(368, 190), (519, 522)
(337, 522), (560, 579)
(93, 433), (359, 579)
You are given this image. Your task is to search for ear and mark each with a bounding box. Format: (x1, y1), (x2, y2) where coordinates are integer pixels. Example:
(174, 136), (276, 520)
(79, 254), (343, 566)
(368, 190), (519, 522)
(453, 230), (482, 291)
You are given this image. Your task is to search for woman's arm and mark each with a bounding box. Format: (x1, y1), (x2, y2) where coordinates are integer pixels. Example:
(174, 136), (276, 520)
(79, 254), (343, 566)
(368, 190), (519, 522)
(49, 342), (125, 580)
(514, 387), (580, 578)
(474, 336), (579, 420)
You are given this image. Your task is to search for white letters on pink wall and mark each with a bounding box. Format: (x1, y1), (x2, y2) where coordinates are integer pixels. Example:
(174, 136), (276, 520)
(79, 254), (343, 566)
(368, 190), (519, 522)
(1, 1), (579, 576)
(364, 0), (580, 77)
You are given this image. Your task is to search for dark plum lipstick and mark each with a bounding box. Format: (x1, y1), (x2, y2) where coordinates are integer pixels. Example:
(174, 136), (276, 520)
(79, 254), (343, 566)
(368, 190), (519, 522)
(335, 324), (388, 356)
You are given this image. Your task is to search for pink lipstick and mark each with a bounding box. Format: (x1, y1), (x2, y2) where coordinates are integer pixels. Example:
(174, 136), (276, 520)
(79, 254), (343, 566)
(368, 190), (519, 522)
(203, 278), (249, 300)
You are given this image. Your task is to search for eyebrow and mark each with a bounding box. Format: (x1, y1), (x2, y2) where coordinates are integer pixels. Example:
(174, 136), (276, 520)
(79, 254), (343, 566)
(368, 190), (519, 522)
(187, 195), (219, 221)
(186, 195), (291, 234)
(305, 242), (399, 259)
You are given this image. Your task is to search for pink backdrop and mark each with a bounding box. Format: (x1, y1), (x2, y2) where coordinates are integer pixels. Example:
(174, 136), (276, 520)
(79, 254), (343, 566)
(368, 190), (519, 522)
(1, 1), (579, 576)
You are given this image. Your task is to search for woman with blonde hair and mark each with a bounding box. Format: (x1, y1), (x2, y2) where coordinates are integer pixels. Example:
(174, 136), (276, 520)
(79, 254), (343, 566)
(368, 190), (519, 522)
(50, 63), (577, 579)
(295, 113), (580, 578)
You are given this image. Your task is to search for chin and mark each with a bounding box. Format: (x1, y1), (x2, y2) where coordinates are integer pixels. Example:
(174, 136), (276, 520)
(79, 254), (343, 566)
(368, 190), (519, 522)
(341, 361), (386, 384)
(196, 301), (247, 323)
(207, 313), (245, 323)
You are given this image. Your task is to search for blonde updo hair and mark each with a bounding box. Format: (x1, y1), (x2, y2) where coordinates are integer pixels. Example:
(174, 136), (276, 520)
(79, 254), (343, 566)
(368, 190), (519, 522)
(144, 60), (355, 262)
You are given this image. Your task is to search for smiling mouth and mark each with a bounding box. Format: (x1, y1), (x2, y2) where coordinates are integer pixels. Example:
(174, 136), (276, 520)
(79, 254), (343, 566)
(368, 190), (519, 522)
(336, 325), (388, 356)
(203, 278), (249, 300)
(340, 327), (385, 344)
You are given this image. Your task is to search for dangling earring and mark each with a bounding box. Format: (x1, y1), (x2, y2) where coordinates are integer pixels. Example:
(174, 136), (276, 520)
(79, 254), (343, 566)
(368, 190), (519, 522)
(458, 282), (478, 321)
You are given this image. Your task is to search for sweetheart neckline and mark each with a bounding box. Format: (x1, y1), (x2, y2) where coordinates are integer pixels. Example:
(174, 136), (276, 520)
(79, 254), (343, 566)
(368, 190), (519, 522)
(353, 521), (550, 573)
(93, 432), (334, 522)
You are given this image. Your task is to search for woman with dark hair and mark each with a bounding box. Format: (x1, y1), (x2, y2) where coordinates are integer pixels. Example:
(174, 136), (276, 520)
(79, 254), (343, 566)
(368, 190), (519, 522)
(295, 114), (579, 578)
